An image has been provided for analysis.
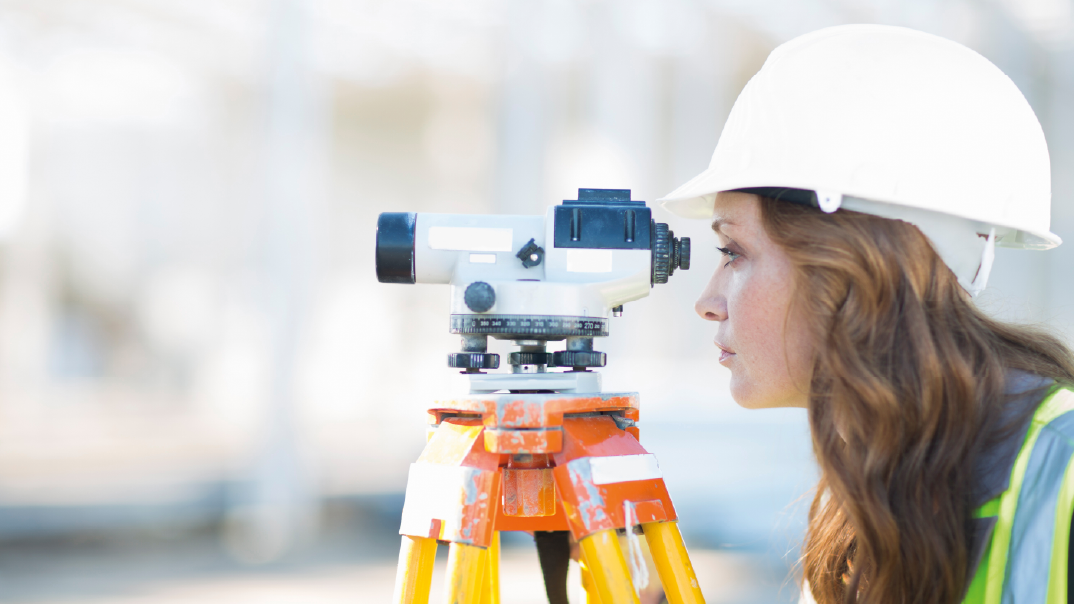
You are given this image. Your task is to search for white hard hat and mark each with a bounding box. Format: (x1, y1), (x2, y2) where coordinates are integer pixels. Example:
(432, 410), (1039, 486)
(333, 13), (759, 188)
(659, 24), (1060, 295)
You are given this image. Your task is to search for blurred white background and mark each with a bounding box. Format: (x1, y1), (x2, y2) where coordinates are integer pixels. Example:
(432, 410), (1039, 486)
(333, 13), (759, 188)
(0, 1), (1070, 602)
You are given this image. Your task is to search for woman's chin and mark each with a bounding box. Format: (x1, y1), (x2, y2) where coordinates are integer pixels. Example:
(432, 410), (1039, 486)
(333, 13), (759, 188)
(728, 376), (763, 409)
(729, 375), (807, 409)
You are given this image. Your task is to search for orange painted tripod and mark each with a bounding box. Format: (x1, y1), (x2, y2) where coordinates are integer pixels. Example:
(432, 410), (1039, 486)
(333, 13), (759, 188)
(391, 391), (706, 604)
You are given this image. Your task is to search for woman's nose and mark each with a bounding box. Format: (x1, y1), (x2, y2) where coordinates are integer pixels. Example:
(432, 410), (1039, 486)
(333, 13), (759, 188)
(695, 277), (728, 322)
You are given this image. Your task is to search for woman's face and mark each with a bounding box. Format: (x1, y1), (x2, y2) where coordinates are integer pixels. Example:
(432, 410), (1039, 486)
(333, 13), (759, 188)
(694, 192), (814, 409)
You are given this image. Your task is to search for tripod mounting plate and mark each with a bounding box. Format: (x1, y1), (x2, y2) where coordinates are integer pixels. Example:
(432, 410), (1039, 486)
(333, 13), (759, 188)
(429, 391), (639, 430)
(461, 371), (601, 394)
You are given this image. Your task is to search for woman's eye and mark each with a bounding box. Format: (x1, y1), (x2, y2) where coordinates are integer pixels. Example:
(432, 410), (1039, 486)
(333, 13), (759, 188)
(716, 246), (741, 266)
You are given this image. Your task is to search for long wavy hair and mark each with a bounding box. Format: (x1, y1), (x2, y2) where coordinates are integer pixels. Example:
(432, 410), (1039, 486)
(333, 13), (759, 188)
(758, 197), (1074, 604)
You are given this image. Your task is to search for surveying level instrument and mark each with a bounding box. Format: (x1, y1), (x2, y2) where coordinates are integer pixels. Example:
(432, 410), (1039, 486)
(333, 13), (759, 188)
(377, 189), (703, 604)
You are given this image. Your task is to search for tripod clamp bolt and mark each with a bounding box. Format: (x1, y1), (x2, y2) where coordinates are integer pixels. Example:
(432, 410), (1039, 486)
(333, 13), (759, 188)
(552, 350), (607, 368)
(509, 351), (552, 365)
(447, 352), (500, 370)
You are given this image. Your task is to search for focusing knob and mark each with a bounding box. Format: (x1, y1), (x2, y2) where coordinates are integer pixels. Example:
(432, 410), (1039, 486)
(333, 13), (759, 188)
(668, 231), (689, 277)
(652, 223), (690, 284)
(448, 353), (500, 369)
(552, 350), (607, 368)
(464, 282), (496, 313)
(509, 351), (552, 365)
(676, 237), (691, 271)
(652, 223), (671, 284)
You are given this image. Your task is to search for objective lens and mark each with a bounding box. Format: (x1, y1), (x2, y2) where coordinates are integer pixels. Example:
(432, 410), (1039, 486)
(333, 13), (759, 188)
(375, 212), (417, 284)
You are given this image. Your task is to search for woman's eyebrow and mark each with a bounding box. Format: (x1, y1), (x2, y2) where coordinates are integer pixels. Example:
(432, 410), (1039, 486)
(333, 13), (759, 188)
(711, 219), (734, 235)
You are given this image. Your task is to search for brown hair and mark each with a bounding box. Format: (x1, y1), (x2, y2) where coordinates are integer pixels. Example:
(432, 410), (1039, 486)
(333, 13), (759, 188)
(758, 197), (1074, 604)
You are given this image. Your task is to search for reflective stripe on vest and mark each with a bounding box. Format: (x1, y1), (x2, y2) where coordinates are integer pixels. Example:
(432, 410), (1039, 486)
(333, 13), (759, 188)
(964, 387), (1074, 604)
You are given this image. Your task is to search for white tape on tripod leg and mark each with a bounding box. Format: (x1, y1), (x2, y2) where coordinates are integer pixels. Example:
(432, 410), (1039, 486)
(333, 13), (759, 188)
(589, 454), (662, 485)
(398, 463), (472, 537)
(624, 501), (649, 592)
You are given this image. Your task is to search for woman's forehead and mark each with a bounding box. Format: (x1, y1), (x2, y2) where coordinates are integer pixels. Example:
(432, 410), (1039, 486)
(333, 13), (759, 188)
(712, 191), (761, 234)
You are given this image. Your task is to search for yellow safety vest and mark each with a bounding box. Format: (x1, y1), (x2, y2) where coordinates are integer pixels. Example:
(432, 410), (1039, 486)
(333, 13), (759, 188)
(964, 386), (1074, 603)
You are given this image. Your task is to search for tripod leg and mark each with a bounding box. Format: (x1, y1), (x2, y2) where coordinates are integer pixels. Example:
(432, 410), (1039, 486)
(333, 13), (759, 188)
(578, 529), (641, 604)
(643, 521), (705, 604)
(579, 550), (604, 604)
(444, 542), (488, 604)
(392, 535), (438, 604)
(534, 531), (571, 604)
(479, 532), (500, 604)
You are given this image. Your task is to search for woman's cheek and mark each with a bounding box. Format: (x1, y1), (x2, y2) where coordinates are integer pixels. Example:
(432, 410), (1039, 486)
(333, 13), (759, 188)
(737, 271), (795, 404)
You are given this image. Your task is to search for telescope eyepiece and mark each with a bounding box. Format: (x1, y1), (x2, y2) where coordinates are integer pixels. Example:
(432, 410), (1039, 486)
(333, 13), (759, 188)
(651, 223), (691, 284)
(376, 212), (417, 284)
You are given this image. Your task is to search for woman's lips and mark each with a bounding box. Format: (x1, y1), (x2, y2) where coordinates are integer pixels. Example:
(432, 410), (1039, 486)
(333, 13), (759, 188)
(715, 341), (736, 364)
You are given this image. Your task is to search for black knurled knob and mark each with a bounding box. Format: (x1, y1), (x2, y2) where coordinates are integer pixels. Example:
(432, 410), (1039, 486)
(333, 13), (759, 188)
(464, 282), (496, 313)
(552, 350), (607, 368)
(678, 237), (691, 270)
(509, 352), (552, 365)
(652, 222), (671, 284)
(667, 229), (683, 277)
(448, 352), (500, 369)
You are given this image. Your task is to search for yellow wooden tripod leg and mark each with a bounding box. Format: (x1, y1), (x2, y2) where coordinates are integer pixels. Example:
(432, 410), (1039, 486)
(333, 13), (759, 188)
(478, 532), (500, 604)
(392, 535), (439, 604)
(579, 549), (604, 604)
(444, 542), (488, 604)
(643, 521), (705, 604)
(578, 529), (641, 604)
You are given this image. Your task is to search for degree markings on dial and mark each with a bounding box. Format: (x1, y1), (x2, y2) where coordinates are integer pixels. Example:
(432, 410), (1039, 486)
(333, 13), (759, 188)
(449, 315), (609, 337)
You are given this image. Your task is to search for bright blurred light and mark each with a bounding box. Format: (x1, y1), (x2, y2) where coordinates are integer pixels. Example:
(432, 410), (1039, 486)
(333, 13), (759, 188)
(1003, 0), (1074, 42)
(0, 57), (29, 240)
(41, 49), (203, 128)
(614, 0), (706, 55)
(138, 266), (219, 354)
(546, 130), (636, 202)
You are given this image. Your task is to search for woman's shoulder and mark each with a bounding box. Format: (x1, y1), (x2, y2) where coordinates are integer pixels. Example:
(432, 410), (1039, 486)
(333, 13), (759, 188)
(1031, 381), (1074, 432)
(969, 370), (1054, 506)
(963, 372), (1073, 601)
(969, 375), (1074, 603)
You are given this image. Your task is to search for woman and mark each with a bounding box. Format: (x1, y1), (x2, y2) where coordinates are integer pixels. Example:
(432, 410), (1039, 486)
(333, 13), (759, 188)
(660, 25), (1074, 604)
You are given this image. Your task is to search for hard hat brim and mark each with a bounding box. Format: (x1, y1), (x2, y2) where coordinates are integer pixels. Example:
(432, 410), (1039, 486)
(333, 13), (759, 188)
(657, 167), (721, 219)
(657, 168), (1062, 250)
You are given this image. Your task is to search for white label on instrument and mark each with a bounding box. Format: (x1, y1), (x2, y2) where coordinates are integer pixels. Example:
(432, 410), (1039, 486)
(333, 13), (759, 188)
(589, 454), (661, 485)
(428, 227), (513, 252)
(566, 249), (613, 273)
(469, 253), (497, 264)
